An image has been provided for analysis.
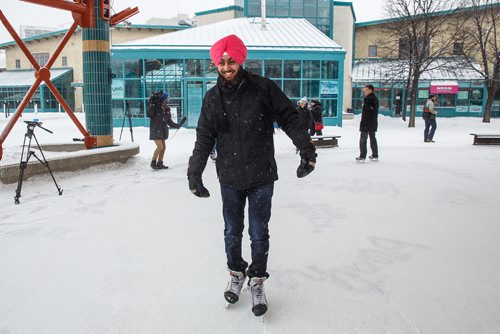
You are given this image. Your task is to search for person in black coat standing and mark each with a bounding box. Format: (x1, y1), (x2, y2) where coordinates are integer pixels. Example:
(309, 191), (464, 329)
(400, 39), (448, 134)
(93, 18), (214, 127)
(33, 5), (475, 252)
(297, 97), (312, 132)
(296, 97), (312, 153)
(187, 35), (316, 317)
(148, 91), (182, 169)
(356, 84), (379, 162)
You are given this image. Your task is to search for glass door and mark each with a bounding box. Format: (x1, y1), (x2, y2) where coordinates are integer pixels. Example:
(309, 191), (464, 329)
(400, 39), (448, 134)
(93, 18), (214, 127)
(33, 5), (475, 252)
(393, 89), (403, 116)
(186, 81), (203, 128)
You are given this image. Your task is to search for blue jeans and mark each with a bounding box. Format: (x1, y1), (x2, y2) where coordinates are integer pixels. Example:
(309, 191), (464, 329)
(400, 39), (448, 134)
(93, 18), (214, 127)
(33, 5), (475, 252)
(424, 118), (437, 141)
(220, 182), (274, 278)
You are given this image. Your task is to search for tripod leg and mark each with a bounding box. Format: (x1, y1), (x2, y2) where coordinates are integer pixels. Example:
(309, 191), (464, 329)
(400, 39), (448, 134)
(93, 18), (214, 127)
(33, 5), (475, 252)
(128, 115), (134, 142)
(31, 153), (63, 195)
(32, 134), (63, 196)
(119, 113), (126, 141)
(14, 159), (29, 204)
(14, 134), (32, 204)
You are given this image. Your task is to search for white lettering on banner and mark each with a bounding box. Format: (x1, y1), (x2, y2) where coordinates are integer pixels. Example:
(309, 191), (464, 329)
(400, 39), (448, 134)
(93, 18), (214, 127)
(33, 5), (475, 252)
(320, 80), (339, 98)
(112, 79), (125, 99)
(436, 86), (452, 93)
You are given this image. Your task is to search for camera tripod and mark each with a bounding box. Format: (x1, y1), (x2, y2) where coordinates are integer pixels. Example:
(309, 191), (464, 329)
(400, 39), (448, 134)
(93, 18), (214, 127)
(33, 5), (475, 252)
(119, 101), (134, 142)
(14, 121), (63, 205)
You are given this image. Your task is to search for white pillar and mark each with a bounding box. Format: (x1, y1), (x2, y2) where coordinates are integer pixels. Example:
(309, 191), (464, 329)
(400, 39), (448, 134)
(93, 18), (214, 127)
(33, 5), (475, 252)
(58, 103), (62, 113)
(34, 103), (38, 114)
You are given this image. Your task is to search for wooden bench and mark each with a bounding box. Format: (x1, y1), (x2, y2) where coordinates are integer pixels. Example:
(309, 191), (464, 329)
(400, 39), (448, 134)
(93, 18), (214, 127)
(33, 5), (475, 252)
(311, 135), (341, 148)
(470, 133), (500, 145)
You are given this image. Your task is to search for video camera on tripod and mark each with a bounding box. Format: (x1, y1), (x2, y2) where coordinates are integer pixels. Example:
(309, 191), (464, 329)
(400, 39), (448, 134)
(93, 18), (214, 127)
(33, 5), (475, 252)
(24, 120), (53, 134)
(14, 120), (63, 204)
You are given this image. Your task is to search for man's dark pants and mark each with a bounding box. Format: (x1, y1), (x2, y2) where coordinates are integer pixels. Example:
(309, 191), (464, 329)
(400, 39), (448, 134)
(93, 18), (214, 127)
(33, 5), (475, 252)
(359, 131), (378, 158)
(220, 182), (274, 278)
(424, 118), (437, 141)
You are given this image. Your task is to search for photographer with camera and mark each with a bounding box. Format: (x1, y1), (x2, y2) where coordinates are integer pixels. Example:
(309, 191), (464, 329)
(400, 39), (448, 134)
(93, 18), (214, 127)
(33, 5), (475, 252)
(147, 91), (184, 170)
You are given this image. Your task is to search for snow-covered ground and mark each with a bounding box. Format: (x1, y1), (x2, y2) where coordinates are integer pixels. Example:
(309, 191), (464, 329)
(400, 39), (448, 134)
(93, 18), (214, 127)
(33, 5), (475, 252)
(1, 113), (500, 333)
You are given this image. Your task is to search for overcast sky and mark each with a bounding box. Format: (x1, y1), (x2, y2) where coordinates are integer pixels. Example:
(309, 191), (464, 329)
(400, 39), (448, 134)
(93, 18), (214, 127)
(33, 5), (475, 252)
(0, 0), (386, 44)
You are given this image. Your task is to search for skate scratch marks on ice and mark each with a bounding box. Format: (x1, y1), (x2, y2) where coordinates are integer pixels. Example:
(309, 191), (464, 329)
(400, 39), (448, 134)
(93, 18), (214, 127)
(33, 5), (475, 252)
(332, 236), (429, 293)
(281, 236), (429, 294)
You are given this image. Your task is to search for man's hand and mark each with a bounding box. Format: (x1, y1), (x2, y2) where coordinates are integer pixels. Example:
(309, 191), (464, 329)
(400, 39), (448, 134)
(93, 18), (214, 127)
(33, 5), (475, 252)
(296, 156), (316, 178)
(188, 174), (210, 198)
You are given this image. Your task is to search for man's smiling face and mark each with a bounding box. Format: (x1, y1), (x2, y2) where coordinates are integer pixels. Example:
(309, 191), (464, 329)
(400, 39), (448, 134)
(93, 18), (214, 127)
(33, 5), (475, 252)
(217, 55), (241, 82)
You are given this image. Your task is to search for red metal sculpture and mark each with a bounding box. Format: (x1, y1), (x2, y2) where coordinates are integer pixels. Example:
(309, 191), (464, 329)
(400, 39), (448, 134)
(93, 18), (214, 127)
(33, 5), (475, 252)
(0, 0), (138, 161)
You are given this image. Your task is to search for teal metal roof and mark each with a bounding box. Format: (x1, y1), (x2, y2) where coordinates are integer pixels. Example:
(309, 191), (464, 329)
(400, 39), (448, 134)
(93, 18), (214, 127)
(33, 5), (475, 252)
(0, 68), (72, 87)
(195, 6), (244, 17)
(356, 2), (500, 27)
(0, 25), (188, 49)
(114, 17), (344, 53)
(352, 58), (483, 82)
(0, 28), (69, 48)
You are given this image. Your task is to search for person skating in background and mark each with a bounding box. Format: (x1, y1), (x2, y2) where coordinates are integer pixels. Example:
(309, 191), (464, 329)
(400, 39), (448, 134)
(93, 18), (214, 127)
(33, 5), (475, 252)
(423, 94), (438, 143)
(187, 35), (317, 317)
(147, 91), (183, 170)
(356, 84), (379, 162)
(309, 99), (323, 136)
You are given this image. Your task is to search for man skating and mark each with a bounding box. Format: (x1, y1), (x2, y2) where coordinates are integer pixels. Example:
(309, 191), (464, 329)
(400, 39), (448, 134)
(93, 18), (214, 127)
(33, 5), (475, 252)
(187, 35), (316, 316)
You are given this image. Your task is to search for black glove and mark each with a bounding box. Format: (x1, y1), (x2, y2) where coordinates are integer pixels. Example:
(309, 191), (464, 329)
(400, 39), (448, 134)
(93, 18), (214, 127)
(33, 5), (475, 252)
(188, 174), (210, 198)
(296, 156), (316, 178)
(180, 116), (187, 126)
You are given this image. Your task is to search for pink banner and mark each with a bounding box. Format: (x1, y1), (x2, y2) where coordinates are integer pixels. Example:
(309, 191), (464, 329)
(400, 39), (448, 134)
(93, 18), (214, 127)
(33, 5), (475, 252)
(430, 84), (458, 94)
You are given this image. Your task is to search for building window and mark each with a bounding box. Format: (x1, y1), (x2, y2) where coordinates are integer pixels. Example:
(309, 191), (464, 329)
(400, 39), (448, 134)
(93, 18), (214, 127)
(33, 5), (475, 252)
(33, 52), (49, 66)
(321, 60), (338, 79)
(62, 56), (68, 66)
(15, 59), (21, 68)
(246, 0), (331, 37)
(264, 60), (282, 78)
(398, 38), (428, 58)
(244, 60), (262, 75)
(453, 43), (464, 55)
(368, 45), (378, 57)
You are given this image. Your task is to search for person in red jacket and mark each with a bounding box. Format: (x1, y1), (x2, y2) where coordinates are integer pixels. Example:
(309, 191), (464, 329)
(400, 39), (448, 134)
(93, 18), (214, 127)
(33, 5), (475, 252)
(310, 99), (324, 136)
(187, 35), (316, 317)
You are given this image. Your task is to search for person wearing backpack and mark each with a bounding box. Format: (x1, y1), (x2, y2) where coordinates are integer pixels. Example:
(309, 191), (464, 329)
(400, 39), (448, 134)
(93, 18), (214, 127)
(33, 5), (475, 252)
(423, 94), (438, 143)
(147, 91), (182, 169)
(187, 34), (316, 317)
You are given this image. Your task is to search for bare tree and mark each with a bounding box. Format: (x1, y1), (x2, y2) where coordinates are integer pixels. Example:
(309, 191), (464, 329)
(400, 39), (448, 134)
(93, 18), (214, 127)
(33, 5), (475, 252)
(378, 0), (465, 127)
(455, 0), (499, 123)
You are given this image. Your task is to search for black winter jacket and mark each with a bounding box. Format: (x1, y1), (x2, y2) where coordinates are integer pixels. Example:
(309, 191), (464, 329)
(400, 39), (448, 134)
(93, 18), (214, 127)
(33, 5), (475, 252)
(188, 70), (316, 190)
(310, 103), (323, 125)
(148, 103), (181, 140)
(297, 105), (313, 131)
(360, 92), (379, 132)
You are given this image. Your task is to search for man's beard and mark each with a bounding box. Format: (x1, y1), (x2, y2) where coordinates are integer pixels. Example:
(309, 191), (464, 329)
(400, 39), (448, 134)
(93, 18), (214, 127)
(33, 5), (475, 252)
(220, 68), (240, 83)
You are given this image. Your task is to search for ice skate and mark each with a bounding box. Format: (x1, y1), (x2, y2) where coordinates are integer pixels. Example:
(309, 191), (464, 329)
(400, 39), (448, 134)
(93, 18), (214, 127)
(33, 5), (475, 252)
(224, 270), (246, 305)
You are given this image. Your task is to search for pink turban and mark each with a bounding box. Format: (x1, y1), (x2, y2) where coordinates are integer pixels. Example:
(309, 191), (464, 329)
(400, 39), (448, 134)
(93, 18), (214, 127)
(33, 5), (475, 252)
(210, 35), (248, 66)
